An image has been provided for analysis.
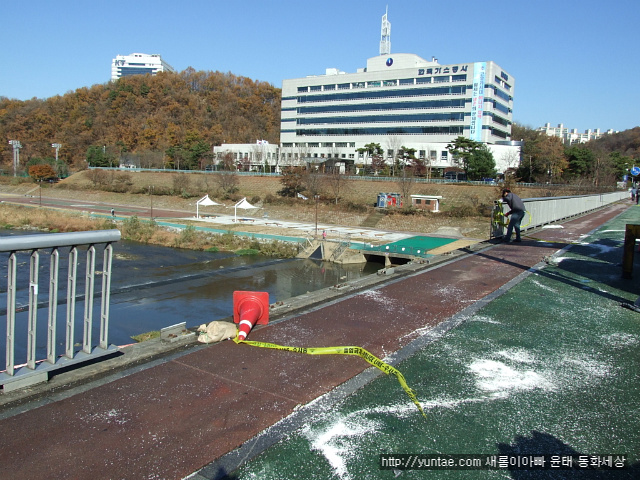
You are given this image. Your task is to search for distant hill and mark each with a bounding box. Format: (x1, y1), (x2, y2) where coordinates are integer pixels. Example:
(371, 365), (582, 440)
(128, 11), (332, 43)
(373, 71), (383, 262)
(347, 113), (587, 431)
(0, 68), (281, 170)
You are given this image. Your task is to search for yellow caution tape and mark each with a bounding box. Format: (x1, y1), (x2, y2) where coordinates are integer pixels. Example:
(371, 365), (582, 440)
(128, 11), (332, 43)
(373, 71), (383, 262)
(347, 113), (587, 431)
(233, 336), (426, 418)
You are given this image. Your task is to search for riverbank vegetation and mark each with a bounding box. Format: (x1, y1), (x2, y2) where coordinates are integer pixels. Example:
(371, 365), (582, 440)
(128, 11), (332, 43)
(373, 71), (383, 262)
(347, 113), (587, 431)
(0, 203), (298, 258)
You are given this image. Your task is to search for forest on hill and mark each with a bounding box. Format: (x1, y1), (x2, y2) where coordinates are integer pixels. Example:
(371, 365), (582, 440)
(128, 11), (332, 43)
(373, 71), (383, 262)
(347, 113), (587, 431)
(0, 68), (281, 171)
(1, 66), (639, 186)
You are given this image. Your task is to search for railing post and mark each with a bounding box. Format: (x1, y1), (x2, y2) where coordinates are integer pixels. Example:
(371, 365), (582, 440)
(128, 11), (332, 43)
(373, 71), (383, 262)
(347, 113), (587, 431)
(83, 245), (96, 354)
(66, 246), (78, 359)
(27, 250), (40, 369)
(6, 252), (17, 376)
(47, 248), (59, 364)
(100, 244), (114, 349)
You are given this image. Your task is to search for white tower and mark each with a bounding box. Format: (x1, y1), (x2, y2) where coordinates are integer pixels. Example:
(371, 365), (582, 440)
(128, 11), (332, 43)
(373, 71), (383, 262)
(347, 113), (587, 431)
(379, 7), (391, 56)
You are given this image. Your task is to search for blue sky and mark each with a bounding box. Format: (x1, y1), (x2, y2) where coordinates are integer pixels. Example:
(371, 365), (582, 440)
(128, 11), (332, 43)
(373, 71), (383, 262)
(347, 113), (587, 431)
(2, 0), (639, 134)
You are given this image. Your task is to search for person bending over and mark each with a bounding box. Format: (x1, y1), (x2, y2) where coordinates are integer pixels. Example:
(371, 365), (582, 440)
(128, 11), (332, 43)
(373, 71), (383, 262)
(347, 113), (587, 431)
(501, 189), (525, 243)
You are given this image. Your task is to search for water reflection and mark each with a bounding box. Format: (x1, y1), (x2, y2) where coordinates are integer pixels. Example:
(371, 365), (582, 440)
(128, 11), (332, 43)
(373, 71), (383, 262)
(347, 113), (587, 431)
(0, 233), (377, 364)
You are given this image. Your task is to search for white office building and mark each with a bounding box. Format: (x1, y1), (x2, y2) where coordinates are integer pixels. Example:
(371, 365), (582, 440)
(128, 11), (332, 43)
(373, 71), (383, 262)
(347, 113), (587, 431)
(111, 53), (175, 81)
(213, 11), (519, 174)
(279, 12), (517, 174)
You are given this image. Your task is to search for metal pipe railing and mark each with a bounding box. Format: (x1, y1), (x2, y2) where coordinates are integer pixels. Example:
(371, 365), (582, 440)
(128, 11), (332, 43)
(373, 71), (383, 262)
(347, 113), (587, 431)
(0, 229), (120, 391)
(491, 191), (629, 238)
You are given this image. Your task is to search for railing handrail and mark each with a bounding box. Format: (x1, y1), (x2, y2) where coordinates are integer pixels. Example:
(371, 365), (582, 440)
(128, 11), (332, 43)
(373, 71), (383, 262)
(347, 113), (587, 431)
(0, 229), (121, 252)
(1, 229), (121, 392)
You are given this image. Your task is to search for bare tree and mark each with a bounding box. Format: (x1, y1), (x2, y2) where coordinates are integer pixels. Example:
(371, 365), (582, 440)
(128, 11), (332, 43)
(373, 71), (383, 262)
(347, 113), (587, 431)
(386, 136), (403, 175)
(396, 168), (415, 206)
(303, 167), (323, 197)
(324, 170), (351, 204)
(215, 171), (239, 196)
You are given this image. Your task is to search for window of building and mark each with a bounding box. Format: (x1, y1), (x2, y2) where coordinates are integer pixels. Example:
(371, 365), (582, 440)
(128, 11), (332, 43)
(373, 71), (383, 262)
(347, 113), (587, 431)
(383, 80), (397, 87)
(349, 154), (355, 159)
(415, 199), (422, 204)
(297, 86), (308, 93)
(352, 82), (365, 88)
(434, 76), (449, 83)
(367, 81), (381, 88)
(310, 85), (322, 92)
(419, 150), (425, 158)
(452, 74), (467, 82)
(416, 77), (431, 84)
(322, 142), (333, 147)
(399, 78), (414, 85)
(323, 84), (336, 91)
(338, 83), (350, 90)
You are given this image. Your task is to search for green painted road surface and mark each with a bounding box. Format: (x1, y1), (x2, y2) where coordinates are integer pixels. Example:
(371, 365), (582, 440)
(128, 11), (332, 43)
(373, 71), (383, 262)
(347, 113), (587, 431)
(231, 209), (640, 479)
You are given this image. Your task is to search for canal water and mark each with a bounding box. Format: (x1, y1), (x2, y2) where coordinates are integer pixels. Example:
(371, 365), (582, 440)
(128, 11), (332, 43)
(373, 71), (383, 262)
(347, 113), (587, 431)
(0, 232), (379, 366)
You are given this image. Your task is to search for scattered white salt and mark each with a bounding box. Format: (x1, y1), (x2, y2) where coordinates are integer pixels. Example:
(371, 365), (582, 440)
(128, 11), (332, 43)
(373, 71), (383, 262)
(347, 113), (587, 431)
(469, 359), (555, 393)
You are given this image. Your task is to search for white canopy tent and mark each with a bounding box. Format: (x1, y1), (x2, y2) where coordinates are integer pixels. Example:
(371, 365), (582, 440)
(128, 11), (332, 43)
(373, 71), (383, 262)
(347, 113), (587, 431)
(234, 197), (258, 221)
(196, 194), (223, 218)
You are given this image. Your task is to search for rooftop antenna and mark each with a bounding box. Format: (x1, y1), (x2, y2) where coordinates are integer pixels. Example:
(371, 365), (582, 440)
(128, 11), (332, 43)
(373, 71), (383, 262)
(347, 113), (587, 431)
(380, 6), (391, 56)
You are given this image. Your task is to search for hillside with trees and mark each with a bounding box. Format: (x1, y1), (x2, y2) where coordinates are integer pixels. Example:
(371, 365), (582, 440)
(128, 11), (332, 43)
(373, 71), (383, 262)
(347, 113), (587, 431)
(511, 123), (639, 186)
(0, 68), (281, 173)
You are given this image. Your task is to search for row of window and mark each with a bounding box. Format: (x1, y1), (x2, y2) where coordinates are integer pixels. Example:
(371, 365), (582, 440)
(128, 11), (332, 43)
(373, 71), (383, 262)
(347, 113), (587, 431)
(292, 83), (512, 105)
(296, 112), (466, 125)
(283, 124), (510, 138)
(295, 85), (468, 104)
(291, 126), (466, 136)
(289, 111), (510, 127)
(297, 75), (468, 94)
(295, 98), (467, 114)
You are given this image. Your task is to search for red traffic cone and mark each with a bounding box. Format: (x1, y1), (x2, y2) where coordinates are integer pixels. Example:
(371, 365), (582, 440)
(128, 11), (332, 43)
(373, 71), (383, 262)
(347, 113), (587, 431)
(233, 291), (269, 340)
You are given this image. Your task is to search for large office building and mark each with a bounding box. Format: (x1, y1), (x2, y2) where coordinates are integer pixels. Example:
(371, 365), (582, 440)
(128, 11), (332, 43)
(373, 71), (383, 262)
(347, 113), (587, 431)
(279, 11), (517, 174)
(111, 53), (175, 81)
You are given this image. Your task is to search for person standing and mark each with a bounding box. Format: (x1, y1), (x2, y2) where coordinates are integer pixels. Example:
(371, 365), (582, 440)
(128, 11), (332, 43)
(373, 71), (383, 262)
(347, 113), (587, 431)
(501, 189), (526, 243)
(111, 208), (115, 217)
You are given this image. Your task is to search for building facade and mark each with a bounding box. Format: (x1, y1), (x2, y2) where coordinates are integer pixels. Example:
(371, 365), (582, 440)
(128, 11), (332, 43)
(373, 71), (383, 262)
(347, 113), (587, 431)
(537, 123), (618, 145)
(111, 53), (175, 81)
(280, 53), (516, 173)
(213, 141), (279, 172)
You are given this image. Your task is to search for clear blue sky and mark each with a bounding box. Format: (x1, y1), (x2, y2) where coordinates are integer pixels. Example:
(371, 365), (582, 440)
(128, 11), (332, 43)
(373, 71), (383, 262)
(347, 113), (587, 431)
(2, 0), (639, 134)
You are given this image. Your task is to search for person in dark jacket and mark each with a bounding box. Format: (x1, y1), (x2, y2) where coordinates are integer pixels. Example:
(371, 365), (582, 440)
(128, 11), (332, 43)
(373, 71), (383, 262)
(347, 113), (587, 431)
(501, 189), (526, 243)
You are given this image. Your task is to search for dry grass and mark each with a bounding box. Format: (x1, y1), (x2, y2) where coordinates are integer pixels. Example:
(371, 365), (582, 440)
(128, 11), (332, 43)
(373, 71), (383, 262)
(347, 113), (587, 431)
(0, 171), (595, 242)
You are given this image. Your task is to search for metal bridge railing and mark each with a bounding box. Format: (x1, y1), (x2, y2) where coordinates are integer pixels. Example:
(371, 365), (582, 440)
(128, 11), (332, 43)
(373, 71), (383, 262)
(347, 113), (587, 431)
(0, 229), (121, 392)
(491, 191), (629, 239)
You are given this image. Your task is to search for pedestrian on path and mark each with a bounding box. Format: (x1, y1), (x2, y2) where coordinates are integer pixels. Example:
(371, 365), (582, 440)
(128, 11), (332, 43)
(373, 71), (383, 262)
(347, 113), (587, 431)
(322, 230), (327, 240)
(501, 188), (525, 243)
(111, 208), (115, 217)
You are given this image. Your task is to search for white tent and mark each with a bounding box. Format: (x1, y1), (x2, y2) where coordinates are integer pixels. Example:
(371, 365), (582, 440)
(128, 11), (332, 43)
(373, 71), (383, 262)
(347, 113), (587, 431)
(196, 194), (222, 218)
(233, 197), (257, 222)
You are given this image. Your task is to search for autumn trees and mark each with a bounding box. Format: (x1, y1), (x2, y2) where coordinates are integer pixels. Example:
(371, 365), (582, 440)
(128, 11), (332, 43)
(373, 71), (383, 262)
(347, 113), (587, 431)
(512, 123), (635, 185)
(0, 70), (281, 173)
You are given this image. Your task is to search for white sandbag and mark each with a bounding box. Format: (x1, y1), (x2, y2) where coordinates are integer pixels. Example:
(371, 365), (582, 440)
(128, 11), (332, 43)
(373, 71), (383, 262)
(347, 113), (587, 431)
(197, 321), (237, 343)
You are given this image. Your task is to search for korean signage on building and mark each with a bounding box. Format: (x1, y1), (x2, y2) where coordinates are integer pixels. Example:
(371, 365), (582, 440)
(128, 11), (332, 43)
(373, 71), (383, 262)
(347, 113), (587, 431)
(469, 62), (486, 142)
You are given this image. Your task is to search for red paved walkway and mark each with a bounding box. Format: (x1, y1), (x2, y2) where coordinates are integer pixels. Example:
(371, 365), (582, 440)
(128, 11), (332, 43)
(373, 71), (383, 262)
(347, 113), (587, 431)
(0, 203), (628, 480)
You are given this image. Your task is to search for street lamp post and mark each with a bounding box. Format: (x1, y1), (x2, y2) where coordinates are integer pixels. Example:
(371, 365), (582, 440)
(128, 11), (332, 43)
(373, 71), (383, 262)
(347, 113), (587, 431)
(52, 143), (61, 162)
(314, 195), (320, 238)
(149, 185), (154, 220)
(9, 140), (22, 177)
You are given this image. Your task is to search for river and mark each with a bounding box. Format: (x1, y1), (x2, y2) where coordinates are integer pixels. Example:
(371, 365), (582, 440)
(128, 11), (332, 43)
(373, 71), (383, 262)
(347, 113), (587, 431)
(0, 232), (378, 365)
